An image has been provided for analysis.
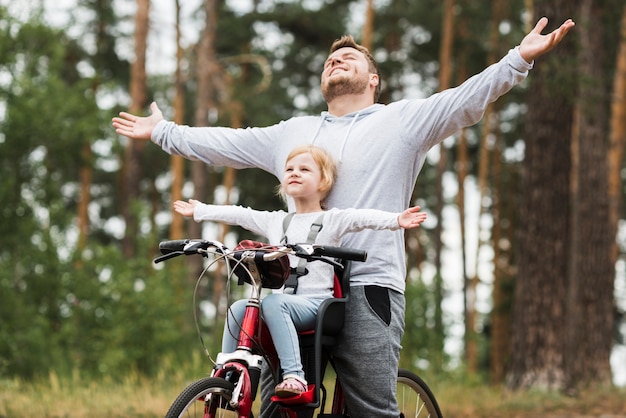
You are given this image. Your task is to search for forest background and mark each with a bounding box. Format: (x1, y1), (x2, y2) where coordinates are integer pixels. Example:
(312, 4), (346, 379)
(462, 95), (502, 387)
(1, 0), (626, 414)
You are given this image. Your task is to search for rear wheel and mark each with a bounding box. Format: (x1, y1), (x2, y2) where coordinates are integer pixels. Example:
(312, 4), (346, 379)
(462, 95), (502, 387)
(397, 368), (443, 418)
(165, 377), (256, 418)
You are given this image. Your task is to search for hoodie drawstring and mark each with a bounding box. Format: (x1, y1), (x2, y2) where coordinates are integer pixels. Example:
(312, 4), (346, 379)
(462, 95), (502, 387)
(339, 113), (359, 161)
(310, 112), (360, 162)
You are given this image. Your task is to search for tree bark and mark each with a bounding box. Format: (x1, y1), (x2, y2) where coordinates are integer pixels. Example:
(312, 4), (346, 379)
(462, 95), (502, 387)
(361, 0), (374, 50)
(507, 0), (577, 390)
(432, 0), (455, 372)
(170, 0), (186, 241)
(78, 143), (92, 250)
(490, 120), (515, 384)
(565, 0), (614, 389)
(487, 0), (511, 384)
(187, 0), (222, 278)
(122, 0), (150, 257)
(608, 4), (626, 270)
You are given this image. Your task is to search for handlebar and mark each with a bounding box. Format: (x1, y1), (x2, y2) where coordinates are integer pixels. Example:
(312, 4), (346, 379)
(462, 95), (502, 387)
(308, 244), (367, 262)
(153, 239), (367, 264)
(153, 239), (227, 263)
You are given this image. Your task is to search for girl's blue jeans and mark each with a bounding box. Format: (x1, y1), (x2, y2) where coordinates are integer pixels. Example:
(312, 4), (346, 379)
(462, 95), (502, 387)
(222, 293), (327, 380)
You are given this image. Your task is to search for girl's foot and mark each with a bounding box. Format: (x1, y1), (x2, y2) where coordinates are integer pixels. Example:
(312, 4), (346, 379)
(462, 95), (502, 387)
(274, 376), (307, 398)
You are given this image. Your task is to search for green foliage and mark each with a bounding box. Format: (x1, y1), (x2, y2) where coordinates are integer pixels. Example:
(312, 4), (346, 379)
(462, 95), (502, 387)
(0, 229), (201, 379)
(0, 14), (93, 378)
(401, 274), (449, 373)
(60, 241), (196, 378)
(0, 8), (192, 379)
(2, 0), (621, 387)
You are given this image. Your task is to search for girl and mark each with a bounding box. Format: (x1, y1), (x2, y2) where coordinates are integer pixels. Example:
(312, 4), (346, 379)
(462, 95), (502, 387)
(173, 145), (427, 397)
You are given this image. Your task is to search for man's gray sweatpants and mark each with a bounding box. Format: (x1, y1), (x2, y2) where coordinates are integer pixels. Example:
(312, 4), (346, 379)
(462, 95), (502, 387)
(259, 285), (405, 418)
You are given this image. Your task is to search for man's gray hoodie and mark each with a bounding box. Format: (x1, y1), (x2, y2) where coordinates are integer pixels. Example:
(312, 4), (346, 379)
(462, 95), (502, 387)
(152, 47), (533, 294)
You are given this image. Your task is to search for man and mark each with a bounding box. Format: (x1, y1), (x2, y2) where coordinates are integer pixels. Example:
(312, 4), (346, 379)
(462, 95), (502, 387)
(113, 17), (574, 417)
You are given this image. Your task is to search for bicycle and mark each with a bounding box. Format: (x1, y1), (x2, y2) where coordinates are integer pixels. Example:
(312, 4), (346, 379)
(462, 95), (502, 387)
(156, 238), (443, 418)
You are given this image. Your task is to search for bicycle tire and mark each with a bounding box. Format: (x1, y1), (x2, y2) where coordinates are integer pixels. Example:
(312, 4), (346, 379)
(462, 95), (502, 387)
(165, 376), (256, 418)
(397, 368), (443, 418)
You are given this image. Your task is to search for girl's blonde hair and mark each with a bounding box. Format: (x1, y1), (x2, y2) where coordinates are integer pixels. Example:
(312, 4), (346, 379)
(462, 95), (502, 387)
(276, 145), (338, 209)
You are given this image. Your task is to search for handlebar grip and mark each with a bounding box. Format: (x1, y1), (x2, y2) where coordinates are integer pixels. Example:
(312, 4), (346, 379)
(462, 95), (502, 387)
(159, 239), (189, 255)
(314, 245), (367, 262)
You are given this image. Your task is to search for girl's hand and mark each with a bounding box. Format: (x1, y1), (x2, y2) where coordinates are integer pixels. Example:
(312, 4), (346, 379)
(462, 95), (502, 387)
(398, 206), (427, 229)
(173, 199), (199, 217)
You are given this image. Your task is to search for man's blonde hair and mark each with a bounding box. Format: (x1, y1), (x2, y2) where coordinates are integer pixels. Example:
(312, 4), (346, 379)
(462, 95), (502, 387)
(277, 145), (337, 209)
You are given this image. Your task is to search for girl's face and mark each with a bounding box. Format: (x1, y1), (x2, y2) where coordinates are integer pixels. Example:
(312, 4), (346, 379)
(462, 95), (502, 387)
(282, 152), (323, 200)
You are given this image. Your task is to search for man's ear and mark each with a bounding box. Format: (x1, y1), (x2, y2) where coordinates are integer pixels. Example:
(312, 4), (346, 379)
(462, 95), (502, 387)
(370, 73), (379, 87)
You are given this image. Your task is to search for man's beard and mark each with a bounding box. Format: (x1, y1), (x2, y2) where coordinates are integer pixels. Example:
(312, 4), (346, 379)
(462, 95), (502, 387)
(322, 73), (369, 103)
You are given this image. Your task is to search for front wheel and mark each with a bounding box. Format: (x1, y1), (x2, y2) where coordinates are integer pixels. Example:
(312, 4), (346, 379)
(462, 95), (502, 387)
(397, 368), (443, 418)
(165, 377), (255, 418)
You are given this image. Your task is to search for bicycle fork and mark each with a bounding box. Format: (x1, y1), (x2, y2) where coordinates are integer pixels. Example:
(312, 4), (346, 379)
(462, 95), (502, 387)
(210, 355), (263, 415)
(207, 293), (267, 415)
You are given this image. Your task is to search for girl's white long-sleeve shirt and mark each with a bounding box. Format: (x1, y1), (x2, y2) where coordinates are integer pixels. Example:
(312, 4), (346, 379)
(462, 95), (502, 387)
(193, 204), (401, 298)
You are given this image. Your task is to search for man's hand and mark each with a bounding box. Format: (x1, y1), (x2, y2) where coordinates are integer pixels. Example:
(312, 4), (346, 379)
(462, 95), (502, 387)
(519, 17), (575, 63)
(112, 101), (165, 140)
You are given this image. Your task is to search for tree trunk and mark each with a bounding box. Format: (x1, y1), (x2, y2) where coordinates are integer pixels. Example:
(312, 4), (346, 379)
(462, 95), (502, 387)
(565, 0), (614, 389)
(487, 0), (511, 384)
(187, 0), (221, 277)
(432, 0), (455, 372)
(361, 0), (374, 50)
(170, 0), (186, 241)
(212, 89), (242, 326)
(122, 0), (150, 257)
(453, 1), (473, 374)
(490, 118), (515, 384)
(608, 4), (626, 270)
(507, 0), (577, 390)
(78, 144), (92, 250)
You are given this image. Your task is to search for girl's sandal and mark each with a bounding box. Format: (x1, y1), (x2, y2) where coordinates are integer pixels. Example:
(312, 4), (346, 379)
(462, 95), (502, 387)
(274, 376), (307, 398)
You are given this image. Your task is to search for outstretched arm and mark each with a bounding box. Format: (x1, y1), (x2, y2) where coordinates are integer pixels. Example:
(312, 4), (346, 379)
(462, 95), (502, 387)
(173, 199), (199, 218)
(397, 206), (427, 229)
(519, 17), (575, 63)
(112, 101), (165, 140)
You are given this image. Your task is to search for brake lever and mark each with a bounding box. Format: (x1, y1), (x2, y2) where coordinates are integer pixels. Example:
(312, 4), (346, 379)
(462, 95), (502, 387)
(153, 251), (184, 264)
(291, 243), (315, 260)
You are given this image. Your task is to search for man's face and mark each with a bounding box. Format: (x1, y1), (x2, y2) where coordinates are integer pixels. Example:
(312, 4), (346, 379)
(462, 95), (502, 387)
(321, 47), (375, 103)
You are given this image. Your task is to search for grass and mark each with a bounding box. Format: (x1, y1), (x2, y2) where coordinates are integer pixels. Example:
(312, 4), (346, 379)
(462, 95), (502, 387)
(0, 353), (208, 418)
(1, 364), (625, 417)
(0, 369), (187, 418)
(430, 380), (626, 417)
